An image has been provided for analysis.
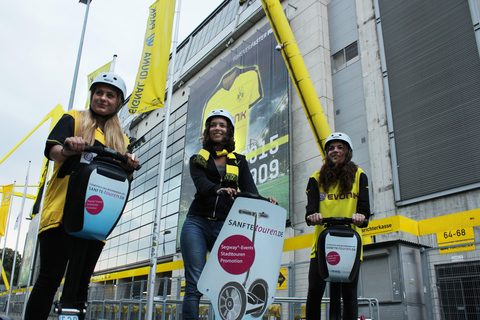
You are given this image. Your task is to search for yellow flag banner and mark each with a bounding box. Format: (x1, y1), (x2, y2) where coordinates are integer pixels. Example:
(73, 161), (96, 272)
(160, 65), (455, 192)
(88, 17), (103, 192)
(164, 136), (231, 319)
(128, 0), (176, 115)
(0, 184), (14, 236)
(85, 61), (113, 109)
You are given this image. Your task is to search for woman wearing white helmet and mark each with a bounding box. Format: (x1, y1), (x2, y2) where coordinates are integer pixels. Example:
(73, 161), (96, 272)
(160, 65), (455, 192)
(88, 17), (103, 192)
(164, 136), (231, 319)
(305, 132), (371, 320)
(24, 72), (139, 320)
(180, 109), (277, 320)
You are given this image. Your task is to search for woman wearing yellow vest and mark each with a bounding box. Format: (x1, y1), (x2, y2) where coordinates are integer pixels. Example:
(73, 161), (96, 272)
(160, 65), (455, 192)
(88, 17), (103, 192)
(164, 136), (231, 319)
(305, 132), (370, 320)
(25, 72), (139, 320)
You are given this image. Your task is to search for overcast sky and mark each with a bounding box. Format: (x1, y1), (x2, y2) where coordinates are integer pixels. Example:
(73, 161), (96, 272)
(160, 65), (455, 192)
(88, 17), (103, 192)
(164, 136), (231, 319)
(0, 0), (224, 254)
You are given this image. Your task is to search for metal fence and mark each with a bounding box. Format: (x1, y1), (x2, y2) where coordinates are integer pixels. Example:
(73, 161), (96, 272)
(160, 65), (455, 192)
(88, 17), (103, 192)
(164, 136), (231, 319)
(421, 241), (480, 320)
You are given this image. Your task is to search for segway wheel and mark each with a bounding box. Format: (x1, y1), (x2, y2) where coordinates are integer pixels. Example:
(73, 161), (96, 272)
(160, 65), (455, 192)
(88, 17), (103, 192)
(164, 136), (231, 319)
(247, 279), (269, 317)
(218, 281), (247, 320)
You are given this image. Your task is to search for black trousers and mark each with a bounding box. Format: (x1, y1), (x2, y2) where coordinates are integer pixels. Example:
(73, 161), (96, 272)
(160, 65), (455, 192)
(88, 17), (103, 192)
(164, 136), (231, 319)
(24, 227), (104, 320)
(306, 257), (359, 320)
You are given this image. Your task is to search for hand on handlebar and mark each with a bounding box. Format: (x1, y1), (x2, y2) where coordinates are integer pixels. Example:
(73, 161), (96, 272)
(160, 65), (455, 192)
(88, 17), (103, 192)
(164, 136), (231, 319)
(217, 187), (236, 201)
(307, 213), (323, 225)
(124, 153), (140, 171)
(267, 196), (278, 205)
(351, 213), (365, 227)
(63, 137), (89, 156)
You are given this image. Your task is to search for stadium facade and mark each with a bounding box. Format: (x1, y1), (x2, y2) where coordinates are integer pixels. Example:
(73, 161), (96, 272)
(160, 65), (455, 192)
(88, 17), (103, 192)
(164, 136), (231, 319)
(20, 0), (480, 319)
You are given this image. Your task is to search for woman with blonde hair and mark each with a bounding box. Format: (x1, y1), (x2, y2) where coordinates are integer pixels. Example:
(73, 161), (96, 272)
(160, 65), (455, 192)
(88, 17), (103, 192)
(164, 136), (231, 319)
(24, 72), (139, 320)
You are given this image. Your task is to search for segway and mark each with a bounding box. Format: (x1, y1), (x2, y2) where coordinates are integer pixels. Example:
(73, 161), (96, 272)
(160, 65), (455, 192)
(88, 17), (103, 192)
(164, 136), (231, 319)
(54, 145), (141, 320)
(316, 217), (368, 283)
(197, 192), (286, 320)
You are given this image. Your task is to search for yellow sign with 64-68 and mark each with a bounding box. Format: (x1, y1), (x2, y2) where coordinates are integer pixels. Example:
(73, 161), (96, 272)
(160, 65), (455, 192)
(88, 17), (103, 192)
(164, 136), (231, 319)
(436, 227), (475, 254)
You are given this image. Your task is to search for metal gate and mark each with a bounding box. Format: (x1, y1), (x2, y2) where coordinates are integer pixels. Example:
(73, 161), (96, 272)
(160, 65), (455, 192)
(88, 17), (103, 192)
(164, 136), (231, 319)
(421, 241), (480, 320)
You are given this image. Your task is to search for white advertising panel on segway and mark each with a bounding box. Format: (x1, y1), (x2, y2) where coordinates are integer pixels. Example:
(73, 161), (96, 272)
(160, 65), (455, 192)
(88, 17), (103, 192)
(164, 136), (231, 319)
(197, 195), (286, 320)
(317, 219), (361, 283)
(62, 152), (130, 241)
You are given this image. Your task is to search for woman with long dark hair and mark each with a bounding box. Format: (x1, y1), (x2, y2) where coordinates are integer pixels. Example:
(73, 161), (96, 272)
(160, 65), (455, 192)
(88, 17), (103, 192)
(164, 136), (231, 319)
(305, 132), (370, 320)
(180, 109), (277, 319)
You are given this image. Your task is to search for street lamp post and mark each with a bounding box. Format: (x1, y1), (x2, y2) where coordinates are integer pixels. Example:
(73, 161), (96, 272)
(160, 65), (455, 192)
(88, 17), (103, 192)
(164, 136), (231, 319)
(68, 0), (93, 111)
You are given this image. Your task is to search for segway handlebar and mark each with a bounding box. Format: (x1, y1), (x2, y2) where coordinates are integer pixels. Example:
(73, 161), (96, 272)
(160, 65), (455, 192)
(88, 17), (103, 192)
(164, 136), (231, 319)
(218, 191), (270, 202)
(322, 217), (369, 228)
(64, 144), (142, 171)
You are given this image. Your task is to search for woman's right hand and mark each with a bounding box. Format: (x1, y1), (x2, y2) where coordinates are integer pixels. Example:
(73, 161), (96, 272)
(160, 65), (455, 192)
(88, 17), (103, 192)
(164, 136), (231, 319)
(217, 187), (237, 201)
(63, 137), (89, 154)
(307, 212), (323, 225)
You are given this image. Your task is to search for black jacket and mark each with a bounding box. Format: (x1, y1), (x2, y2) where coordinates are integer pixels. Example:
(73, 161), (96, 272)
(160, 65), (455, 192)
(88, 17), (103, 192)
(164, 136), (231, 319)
(187, 152), (258, 221)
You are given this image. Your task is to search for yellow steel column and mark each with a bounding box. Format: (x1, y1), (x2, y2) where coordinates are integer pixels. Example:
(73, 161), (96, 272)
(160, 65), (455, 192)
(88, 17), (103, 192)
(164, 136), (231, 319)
(261, 0), (332, 157)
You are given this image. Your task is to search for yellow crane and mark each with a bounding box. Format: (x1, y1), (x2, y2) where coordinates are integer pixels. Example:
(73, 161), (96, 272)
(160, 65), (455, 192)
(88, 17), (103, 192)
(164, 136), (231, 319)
(260, 0), (332, 157)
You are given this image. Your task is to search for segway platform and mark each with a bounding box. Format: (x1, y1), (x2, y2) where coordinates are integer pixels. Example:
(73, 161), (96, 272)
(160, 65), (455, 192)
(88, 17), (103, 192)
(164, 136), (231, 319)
(197, 196), (286, 320)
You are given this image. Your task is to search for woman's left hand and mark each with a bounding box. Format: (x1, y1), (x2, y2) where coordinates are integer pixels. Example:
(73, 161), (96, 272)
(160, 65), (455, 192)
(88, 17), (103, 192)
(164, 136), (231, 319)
(351, 213), (365, 227)
(267, 196), (278, 205)
(125, 153), (140, 171)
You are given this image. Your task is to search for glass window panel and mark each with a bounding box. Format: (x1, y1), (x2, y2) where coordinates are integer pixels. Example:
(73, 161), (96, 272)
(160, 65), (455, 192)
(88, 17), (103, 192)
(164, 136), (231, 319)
(345, 41), (358, 62)
(166, 200), (180, 216)
(119, 233), (129, 245)
(167, 187), (181, 204)
(107, 257), (117, 269)
(143, 188), (157, 202)
(145, 167), (158, 182)
(149, 123), (163, 138)
(128, 239), (139, 252)
(131, 206), (142, 221)
(141, 210), (155, 226)
(164, 212), (179, 228)
(118, 244), (128, 255)
(120, 221), (131, 234)
(126, 252), (137, 264)
(144, 178), (158, 193)
(164, 240), (177, 255)
(117, 254), (127, 266)
(109, 236), (120, 248)
(131, 216), (142, 231)
(332, 50), (345, 73)
(167, 174), (182, 191)
(142, 199), (155, 214)
(137, 248), (149, 262)
(140, 224), (153, 237)
(175, 114), (187, 130)
(109, 247), (118, 259)
(132, 196), (144, 210)
(133, 172), (146, 186)
(139, 235), (152, 250)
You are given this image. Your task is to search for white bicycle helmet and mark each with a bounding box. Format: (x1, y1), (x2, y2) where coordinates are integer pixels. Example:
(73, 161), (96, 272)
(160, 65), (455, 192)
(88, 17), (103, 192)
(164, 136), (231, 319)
(325, 132), (353, 152)
(206, 109), (235, 128)
(90, 72), (127, 101)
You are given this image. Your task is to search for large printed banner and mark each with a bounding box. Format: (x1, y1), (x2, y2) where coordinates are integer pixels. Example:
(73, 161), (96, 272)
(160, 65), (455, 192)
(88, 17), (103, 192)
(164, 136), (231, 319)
(178, 23), (290, 247)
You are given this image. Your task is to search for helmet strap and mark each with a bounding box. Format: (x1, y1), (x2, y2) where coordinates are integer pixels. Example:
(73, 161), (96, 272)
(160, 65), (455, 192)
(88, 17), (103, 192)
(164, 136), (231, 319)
(89, 107), (118, 121)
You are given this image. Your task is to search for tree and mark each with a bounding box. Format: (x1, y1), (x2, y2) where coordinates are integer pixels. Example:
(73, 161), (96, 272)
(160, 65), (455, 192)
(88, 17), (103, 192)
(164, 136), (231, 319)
(0, 248), (22, 287)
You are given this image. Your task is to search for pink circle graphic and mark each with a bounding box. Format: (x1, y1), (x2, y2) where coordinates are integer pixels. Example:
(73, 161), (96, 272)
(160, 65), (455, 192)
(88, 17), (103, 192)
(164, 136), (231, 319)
(326, 251), (340, 265)
(218, 235), (255, 275)
(85, 195), (104, 215)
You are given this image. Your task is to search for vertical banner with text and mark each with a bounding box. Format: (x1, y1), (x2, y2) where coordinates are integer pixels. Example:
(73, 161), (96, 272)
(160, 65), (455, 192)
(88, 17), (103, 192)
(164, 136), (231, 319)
(128, 0), (176, 114)
(177, 23), (290, 248)
(0, 184), (13, 237)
